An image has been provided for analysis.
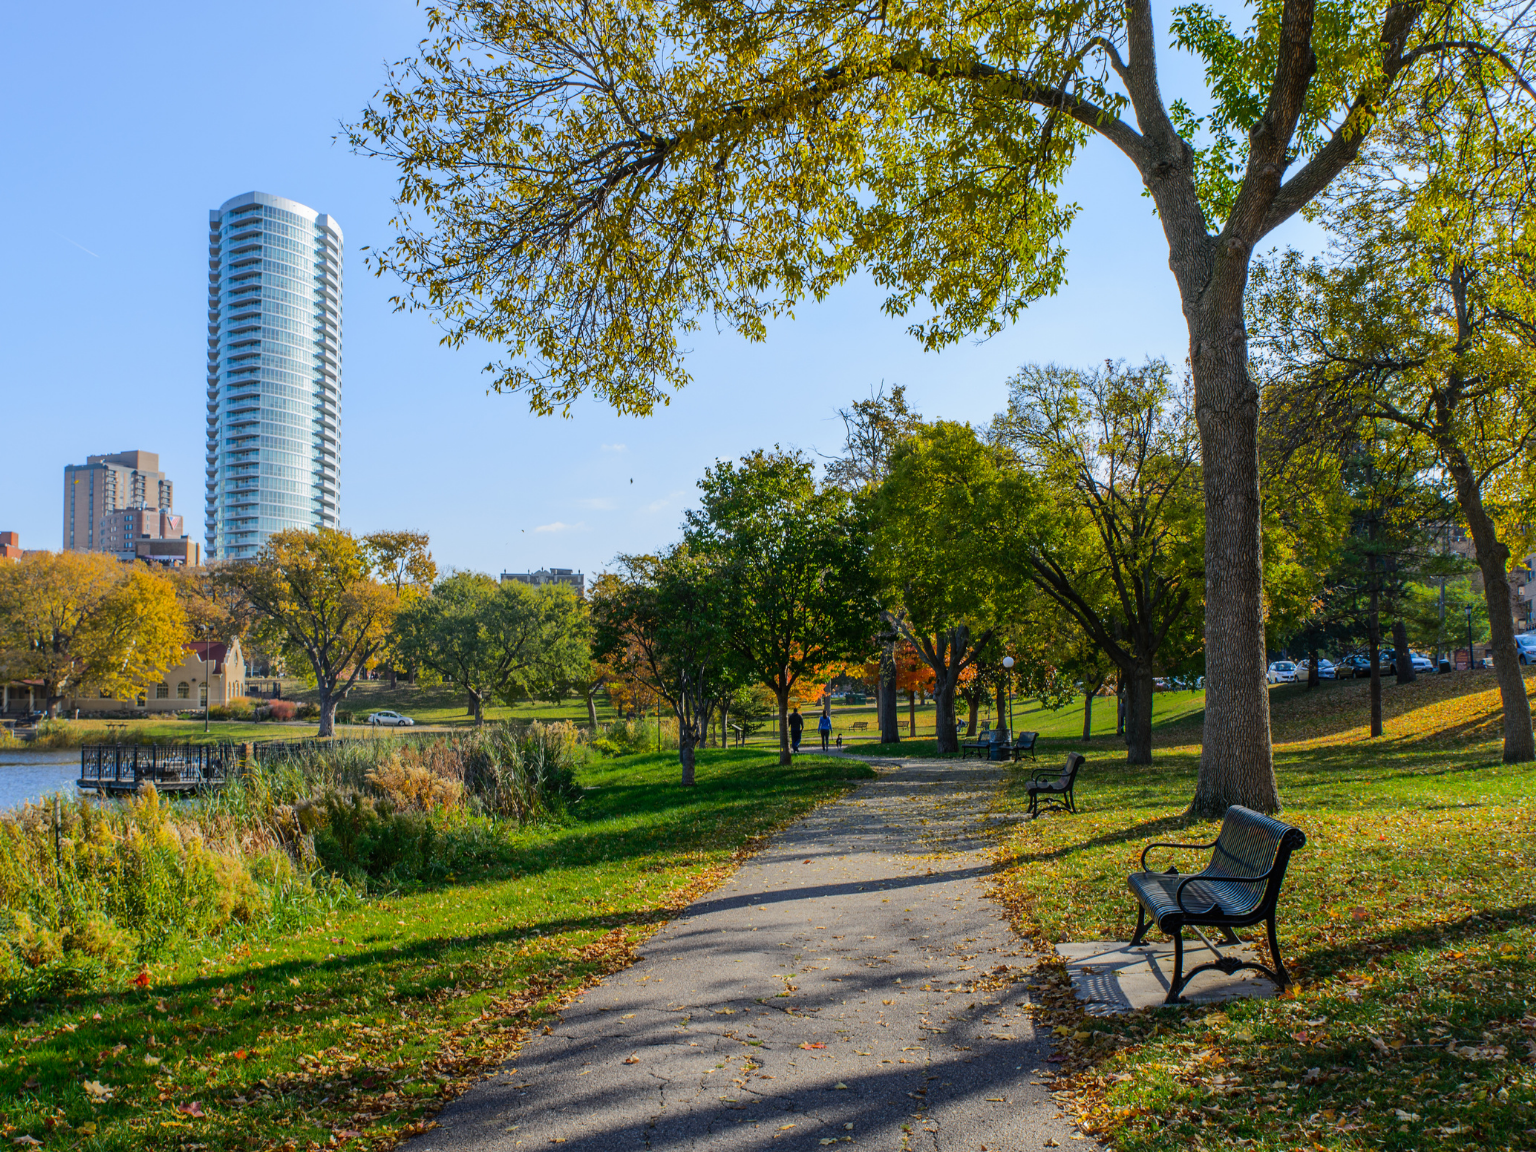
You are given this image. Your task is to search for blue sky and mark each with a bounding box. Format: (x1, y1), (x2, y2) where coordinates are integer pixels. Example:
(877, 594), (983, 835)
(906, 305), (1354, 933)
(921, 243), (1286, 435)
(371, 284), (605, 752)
(0, 0), (1322, 578)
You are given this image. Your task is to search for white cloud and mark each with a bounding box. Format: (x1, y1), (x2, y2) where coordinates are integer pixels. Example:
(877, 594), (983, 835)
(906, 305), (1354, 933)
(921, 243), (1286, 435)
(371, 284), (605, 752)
(600, 443), (627, 453)
(533, 520), (586, 533)
(645, 489), (690, 514)
(574, 497), (617, 511)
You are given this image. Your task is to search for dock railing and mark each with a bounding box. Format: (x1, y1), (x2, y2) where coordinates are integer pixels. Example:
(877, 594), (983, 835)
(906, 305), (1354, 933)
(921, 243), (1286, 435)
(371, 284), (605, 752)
(78, 743), (235, 794)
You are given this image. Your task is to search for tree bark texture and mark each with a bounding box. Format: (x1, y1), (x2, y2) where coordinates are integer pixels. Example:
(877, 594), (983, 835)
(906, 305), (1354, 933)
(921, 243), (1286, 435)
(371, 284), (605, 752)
(775, 687), (792, 766)
(907, 691), (916, 738)
(1307, 642), (1320, 690)
(966, 697), (979, 737)
(1368, 561), (1383, 738)
(1186, 305), (1280, 814)
(586, 689), (599, 728)
(318, 690), (338, 738)
(1446, 455), (1535, 762)
(878, 637), (901, 744)
(1123, 662), (1156, 765)
(1392, 619), (1415, 685)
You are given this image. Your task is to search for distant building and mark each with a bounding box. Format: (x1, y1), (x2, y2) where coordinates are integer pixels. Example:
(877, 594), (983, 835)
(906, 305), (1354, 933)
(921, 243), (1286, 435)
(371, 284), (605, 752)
(205, 191), (343, 560)
(63, 450), (173, 553)
(0, 532), (21, 562)
(501, 567), (586, 599)
(64, 638), (246, 714)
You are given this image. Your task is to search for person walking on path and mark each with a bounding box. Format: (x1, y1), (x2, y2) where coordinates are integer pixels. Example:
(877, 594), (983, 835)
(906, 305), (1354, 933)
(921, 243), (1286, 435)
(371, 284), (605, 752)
(818, 709), (832, 750)
(787, 706), (804, 753)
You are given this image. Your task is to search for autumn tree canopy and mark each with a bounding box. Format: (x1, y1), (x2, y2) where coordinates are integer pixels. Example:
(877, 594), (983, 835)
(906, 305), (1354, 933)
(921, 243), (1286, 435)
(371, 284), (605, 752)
(349, 0), (1529, 812)
(0, 551), (187, 717)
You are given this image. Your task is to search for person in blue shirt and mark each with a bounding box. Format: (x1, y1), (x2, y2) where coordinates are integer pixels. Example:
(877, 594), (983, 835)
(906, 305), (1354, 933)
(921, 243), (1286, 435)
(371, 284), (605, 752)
(818, 710), (832, 751)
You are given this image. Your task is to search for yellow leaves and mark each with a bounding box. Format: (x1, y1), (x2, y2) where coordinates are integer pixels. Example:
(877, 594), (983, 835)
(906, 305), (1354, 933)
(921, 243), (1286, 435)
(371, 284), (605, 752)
(82, 1080), (114, 1103)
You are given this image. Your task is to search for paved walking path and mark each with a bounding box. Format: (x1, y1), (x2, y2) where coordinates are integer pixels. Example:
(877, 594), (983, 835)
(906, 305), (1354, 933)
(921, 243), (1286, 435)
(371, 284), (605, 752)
(408, 755), (1080, 1152)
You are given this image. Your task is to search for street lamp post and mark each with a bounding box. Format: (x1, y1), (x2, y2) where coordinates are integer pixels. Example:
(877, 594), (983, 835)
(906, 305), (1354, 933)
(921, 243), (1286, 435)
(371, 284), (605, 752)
(1002, 655), (1015, 741)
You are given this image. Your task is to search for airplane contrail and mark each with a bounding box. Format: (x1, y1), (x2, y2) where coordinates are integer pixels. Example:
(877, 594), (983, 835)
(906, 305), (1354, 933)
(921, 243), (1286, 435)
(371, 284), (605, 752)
(58, 233), (99, 257)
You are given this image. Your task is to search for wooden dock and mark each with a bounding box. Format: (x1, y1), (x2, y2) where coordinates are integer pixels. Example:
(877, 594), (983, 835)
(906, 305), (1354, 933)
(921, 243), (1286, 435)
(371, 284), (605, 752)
(77, 743), (235, 796)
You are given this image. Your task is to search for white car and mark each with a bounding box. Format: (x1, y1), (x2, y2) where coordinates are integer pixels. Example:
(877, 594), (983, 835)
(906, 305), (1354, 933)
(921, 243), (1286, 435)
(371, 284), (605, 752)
(1267, 661), (1298, 684)
(367, 710), (415, 727)
(1517, 633), (1536, 665)
(1408, 651), (1435, 673)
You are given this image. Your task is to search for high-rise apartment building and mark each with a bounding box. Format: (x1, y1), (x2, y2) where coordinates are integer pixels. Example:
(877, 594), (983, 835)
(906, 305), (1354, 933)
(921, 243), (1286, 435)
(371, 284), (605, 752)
(205, 191), (342, 560)
(63, 451), (173, 552)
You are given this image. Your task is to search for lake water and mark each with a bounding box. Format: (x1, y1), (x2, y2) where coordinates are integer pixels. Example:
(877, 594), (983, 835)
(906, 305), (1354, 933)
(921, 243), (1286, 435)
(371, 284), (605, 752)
(0, 751), (84, 812)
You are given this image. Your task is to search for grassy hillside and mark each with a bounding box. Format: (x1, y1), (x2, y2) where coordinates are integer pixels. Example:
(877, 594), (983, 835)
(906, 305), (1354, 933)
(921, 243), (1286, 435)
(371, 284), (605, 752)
(992, 665), (1536, 1151)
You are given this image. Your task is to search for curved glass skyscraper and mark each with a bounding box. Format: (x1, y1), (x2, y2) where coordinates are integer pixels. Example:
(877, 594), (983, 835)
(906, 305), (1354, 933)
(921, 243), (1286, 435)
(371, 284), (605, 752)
(205, 191), (342, 560)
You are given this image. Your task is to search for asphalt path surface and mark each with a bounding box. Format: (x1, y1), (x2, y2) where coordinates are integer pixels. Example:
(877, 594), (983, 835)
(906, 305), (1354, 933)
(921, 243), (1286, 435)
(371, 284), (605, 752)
(407, 754), (1080, 1152)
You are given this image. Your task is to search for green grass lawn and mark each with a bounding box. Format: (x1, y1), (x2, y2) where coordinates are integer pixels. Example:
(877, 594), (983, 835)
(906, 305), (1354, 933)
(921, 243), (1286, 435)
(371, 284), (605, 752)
(0, 749), (873, 1151)
(992, 667), (1536, 1151)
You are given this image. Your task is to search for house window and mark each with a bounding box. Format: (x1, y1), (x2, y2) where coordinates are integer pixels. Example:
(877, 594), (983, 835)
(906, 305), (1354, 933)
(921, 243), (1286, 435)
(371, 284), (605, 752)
(199, 685), (208, 706)
(156, 684), (169, 699)
(177, 683), (189, 699)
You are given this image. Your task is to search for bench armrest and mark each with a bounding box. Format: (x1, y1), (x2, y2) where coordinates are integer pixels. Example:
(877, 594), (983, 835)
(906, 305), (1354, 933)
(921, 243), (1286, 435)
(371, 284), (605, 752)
(1138, 840), (1218, 872)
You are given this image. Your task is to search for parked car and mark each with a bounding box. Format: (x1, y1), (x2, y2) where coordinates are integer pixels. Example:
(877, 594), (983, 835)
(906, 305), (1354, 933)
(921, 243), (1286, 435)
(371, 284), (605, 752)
(1517, 633), (1536, 665)
(1338, 653), (1375, 679)
(1408, 651), (1435, 673)
(367, 710), (415, 727)
(1267, 660), (1298, 684)
(1297, 657), (1337, 680)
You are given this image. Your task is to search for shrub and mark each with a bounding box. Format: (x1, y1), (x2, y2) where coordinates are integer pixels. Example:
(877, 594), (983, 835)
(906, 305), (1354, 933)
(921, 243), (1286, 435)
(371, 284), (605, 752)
(590, 717), (677, 757)
(0, 786), (341, 1008)
(334, 709), (355, 724)
(295, 703), (320, 721)
(266, 700), (298, 723)
(208, 698), (255, 722)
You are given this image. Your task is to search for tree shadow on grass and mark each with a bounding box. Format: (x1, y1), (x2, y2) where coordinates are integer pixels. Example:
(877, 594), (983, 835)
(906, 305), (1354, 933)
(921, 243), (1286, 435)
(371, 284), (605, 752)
(1293, 901), (1536, 981)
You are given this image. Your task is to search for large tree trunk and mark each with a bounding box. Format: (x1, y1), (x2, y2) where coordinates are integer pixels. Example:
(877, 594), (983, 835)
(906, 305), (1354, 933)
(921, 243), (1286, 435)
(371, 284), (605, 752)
(1082, 676), (1103, 741)
(1445, 455), (1535, 762)
(934, 678), (960, 754)
(1123, 661), (1156, 765)
(1307, 641), (1320, 690)
(678, 726), (696, 786)
(965, 696), (979, 737)
(907, 690), (916, 738)
(1187, 303), (1281, 816)
(1392, 619), (1415, 685)
(586, 687), (599, 728)
(317, 687), (337, 738)
(775, 685), (792, 767)
(878, 636), (900, 744)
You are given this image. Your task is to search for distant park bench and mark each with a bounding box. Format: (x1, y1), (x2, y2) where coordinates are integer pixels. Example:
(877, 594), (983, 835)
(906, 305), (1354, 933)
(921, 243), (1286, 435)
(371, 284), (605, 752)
(849, 720), (868, 732)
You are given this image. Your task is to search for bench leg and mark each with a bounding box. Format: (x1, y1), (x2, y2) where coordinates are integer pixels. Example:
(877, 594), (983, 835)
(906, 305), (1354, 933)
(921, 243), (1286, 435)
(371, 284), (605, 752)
(1164, 930), (1188, 1004)
(1218, 925), (1241, 946)
(1129, 903), (1151, 948)
(1267, 916), (1290, 991)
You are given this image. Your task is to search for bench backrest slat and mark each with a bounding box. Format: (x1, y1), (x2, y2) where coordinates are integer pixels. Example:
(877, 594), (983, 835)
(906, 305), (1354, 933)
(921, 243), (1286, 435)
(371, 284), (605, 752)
(1202, 806), (1307, 915)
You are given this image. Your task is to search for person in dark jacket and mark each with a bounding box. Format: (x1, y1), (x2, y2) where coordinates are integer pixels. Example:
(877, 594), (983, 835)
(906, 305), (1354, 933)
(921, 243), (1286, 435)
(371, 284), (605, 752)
(788, 706), (804, 753)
